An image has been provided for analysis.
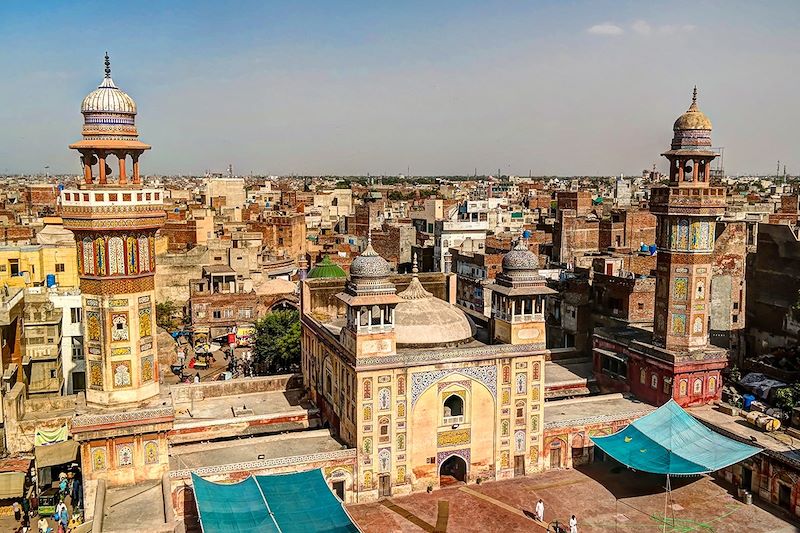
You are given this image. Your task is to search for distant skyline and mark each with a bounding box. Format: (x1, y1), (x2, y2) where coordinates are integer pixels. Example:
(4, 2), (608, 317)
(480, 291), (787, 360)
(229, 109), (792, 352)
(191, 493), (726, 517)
(0, 1), (798, 176)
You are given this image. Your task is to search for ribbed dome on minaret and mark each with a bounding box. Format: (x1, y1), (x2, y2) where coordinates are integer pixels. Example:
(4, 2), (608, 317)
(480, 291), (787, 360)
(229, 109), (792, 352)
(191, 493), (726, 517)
(78, 53), (141, 142)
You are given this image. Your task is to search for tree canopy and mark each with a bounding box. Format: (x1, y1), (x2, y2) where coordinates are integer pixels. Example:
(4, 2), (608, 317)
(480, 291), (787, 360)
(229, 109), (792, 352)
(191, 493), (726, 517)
(155, 300), (181, 332)
(253, 310), (301, 375)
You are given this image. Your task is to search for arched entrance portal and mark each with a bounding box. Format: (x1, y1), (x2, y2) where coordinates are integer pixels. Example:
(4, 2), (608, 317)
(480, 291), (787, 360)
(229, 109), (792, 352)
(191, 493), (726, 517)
(439, 455), (467, 486)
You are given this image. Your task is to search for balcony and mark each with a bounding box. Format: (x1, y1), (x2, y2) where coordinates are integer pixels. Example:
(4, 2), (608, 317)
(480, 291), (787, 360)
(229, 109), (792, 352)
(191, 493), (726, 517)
(650, 187), (726, 212)
(61, 188), (164, 208)
(443, 415), (464, 426)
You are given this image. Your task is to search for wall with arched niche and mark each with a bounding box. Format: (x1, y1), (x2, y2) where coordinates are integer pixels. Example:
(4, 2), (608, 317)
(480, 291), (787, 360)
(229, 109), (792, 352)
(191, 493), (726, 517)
(409, 372), (495, 490)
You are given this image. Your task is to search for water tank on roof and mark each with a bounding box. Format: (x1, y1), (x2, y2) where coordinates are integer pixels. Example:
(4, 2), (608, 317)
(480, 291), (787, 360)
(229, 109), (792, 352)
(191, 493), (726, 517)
(46, 274), (56, 288)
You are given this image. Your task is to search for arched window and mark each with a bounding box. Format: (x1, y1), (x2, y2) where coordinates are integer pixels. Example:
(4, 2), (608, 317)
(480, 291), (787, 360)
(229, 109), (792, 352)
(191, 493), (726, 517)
(379, 416), (390, 436)
(443, 394), (464, 419)
(693, 378), (703, 395)
(371, 305), (381, 326)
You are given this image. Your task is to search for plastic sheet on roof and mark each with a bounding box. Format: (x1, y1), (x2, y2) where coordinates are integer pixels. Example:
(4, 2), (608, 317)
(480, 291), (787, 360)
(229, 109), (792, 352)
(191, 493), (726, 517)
(192, 469), (360, 533)
(591, 399), (760, 475)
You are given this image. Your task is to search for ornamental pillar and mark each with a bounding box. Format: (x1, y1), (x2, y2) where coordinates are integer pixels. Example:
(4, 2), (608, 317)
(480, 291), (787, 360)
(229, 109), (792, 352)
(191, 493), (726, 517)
(118, 152), (127, 185)
(98, 151), (107, 184)
(82, 151), (92, 184)
(132, 153), (140, 184)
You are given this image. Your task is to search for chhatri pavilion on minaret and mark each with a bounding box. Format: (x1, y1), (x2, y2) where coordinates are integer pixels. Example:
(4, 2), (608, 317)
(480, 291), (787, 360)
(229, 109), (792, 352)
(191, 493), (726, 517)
(61, 53), (166, 406)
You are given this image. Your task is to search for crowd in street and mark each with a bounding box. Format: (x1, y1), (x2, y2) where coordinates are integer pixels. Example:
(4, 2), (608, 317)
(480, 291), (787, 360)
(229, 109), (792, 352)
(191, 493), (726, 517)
(12, 466), (83, 533)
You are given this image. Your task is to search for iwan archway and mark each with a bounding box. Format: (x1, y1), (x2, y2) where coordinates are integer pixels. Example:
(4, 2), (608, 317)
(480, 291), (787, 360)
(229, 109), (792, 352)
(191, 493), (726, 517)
(439, 455), (467, 486)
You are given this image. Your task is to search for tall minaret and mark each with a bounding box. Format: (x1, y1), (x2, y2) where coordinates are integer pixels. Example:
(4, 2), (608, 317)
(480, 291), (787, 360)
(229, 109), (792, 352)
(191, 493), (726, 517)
(61, 54), (165, 406)
(650, 88), (726, 351)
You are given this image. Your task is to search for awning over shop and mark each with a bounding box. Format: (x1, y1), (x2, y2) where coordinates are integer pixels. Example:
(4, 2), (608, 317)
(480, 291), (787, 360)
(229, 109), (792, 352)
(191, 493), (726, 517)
(192, 469), (360, 533)
(0, 472), (26, 499)
(35, 440), (79, 469)
(591, 399), (760, 475)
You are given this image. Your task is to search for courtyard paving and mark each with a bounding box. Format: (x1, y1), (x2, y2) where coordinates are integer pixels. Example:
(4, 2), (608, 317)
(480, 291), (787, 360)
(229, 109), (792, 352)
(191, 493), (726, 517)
(348, 464), (800, 532)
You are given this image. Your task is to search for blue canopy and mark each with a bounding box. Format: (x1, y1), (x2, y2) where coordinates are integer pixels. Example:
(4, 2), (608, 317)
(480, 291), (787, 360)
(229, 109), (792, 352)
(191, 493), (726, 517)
(192, 469), (360, 533)
(591, 399), (760, 475)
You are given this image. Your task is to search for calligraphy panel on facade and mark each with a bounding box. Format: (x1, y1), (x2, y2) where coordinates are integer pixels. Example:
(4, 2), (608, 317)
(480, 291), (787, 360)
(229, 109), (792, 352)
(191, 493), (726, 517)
(437, 429), (470, 447)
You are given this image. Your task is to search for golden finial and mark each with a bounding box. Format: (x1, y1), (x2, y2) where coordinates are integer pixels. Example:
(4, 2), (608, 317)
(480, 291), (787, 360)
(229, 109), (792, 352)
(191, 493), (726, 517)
(104, 52), (111, 78)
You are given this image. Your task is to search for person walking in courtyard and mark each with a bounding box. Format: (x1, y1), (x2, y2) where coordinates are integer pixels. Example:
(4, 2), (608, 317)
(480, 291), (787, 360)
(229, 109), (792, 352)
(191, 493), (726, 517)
(535, 498), (544, 522)
(569, 514), (577, 533)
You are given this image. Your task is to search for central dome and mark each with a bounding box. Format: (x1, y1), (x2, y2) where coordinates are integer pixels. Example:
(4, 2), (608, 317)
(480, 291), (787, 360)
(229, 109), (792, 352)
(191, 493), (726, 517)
(393, 257), (473, 347)
(673, 87), (711, 131)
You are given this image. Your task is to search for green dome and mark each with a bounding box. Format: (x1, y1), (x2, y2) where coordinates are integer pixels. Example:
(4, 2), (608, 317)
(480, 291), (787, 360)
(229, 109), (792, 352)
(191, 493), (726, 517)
(307, 256), (347, 279)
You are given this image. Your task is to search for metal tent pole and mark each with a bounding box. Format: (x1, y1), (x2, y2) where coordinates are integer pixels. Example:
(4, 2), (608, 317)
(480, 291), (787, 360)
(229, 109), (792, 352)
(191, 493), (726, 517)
(662, 474), (671, 533)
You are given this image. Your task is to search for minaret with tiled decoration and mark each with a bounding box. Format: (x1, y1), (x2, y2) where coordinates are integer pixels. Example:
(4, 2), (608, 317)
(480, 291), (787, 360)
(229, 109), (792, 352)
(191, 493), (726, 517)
(60, 54), (165, 406)
(650, 88), (726, 352)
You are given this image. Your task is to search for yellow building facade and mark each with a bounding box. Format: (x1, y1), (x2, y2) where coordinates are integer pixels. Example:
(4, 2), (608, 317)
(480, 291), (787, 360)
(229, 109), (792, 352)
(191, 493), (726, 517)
(302, 242), (551, 501)
(0, 242), (79, 289)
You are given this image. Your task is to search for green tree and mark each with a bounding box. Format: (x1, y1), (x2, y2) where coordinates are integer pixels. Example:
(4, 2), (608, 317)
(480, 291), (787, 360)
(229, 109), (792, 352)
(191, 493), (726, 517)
(774, 383), (800, 411)
(155, 300), (180, 331)
(253, 310), (301, 375)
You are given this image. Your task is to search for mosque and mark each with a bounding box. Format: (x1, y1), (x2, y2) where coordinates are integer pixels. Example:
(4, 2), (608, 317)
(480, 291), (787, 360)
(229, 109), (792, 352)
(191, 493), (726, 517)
(301, 239), (553, 498)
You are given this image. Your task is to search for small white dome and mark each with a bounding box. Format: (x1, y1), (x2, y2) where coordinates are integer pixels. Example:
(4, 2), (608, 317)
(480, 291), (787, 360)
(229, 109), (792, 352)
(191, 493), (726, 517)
(81, 76), (137, 115)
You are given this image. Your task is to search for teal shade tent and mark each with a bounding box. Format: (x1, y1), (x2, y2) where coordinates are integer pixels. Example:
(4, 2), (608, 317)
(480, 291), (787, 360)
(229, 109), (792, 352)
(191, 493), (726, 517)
(192, 469), (360, 533)
(590, 399), (760, 475)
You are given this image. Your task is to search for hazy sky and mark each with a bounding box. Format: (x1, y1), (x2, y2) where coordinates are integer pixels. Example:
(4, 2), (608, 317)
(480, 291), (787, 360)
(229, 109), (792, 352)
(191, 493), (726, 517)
(0, 1), (798, 176)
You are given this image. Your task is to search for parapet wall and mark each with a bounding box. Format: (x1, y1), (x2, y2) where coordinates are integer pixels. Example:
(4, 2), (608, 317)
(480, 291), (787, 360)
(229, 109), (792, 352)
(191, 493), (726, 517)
(171, 373), (303, 404)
